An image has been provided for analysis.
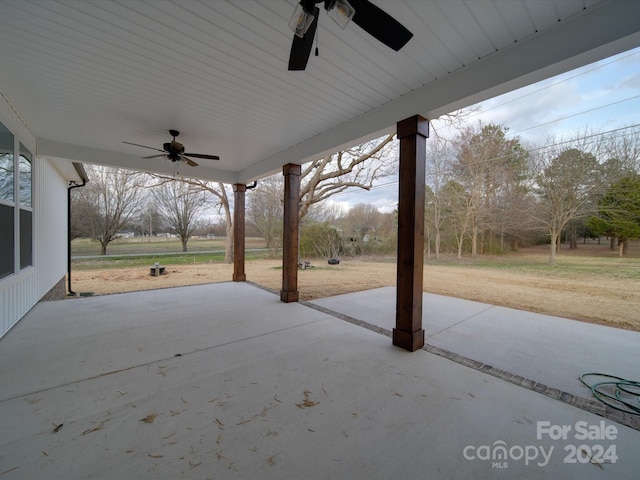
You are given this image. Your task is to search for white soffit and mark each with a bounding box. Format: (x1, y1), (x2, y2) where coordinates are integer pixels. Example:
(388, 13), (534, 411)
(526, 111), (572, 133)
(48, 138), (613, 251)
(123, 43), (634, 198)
(0, 0), (639, 183)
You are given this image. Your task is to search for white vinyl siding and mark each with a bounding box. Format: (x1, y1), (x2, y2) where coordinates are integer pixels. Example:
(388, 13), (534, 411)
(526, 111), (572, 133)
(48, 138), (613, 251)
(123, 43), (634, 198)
(0, 92), (71, 339)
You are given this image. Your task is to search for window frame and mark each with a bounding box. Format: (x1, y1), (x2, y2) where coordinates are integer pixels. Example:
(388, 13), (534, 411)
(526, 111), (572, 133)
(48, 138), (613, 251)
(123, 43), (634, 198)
(19, 143), (33, 269)
(0, 121), (34, 280)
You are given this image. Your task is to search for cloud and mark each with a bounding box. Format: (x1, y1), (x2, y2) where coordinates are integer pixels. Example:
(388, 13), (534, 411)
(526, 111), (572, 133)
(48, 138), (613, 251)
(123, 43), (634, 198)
(616, 71), (640, 91)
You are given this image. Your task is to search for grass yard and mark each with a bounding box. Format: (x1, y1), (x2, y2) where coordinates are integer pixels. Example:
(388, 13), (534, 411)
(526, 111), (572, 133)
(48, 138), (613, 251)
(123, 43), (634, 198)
(71, 236), (267, 257)
(69, 240), (640, 332)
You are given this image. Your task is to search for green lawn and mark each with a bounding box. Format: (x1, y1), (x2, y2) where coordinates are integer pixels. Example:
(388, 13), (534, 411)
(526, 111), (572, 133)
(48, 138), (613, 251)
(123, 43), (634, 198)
(72, 237), (267, 254)
(71, 237), (269, 269)
(72, 237), (640, 282)
(425, 242), (640, 281)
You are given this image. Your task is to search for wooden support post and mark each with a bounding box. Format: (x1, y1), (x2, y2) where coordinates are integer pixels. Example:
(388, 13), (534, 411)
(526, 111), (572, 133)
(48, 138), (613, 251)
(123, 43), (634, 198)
(232, 184), (246, 282)
(393, 115), (429, 352)
(281, 164), (301, 303)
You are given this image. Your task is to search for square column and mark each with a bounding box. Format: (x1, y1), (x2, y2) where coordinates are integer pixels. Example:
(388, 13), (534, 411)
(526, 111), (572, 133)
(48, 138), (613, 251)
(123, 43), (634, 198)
(281, 164), (301, 303)
(393, 115), (429, 352)
(232, 184), (246, 282)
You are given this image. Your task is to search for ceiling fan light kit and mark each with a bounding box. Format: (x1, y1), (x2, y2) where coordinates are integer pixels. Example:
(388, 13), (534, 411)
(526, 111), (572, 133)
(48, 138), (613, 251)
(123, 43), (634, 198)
(289, 3), (316, 38)
(326, 0), (355, 29)
(288, 0), (413, 71)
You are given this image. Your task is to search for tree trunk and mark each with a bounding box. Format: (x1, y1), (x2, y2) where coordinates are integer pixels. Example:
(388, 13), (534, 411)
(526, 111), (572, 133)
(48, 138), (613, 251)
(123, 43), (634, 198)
(569, 224), (577, 249)
(549, 230), (558, 265)
(619, 239), (628, 257)
(471, 221), (478, 257)
(457, 238), (464, 260)
(610, 236), (615, 250)
(425, 230), (431, 260)
(225, 222), (233, 263)
(182, 237), (188, 253)
(224, 208), (233, 264)
(435, 229), (441, 259)
(101, 242), (108, 256)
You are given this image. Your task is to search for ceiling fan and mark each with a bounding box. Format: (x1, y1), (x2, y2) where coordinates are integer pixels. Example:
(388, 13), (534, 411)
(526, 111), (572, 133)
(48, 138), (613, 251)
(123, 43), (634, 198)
(288, 0), (413, 71)
(122, 130), (219, 167)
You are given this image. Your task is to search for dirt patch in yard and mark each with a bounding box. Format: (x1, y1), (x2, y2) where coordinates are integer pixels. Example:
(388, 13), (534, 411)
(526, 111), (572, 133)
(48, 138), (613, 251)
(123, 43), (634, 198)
(70, 253), (640, 332)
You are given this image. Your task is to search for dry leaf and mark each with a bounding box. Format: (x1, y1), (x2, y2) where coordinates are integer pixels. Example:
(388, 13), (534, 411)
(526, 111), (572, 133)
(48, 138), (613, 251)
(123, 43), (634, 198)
(296, 390), (319, 409)
(140, 413), (159, 423)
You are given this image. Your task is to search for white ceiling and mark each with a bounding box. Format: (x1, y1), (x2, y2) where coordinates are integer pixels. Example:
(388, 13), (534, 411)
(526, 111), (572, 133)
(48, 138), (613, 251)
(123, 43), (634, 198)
(1, 0), (640, 184)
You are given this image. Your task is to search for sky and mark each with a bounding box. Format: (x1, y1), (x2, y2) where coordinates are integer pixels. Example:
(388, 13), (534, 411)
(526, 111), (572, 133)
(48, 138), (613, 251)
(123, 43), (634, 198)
(326, 44), (640, 215)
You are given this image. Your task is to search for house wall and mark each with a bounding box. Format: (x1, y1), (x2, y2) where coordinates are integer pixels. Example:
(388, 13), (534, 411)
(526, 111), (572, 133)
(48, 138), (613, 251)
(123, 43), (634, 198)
(0, 93), (71, 339)
(35, 158), (69, 301)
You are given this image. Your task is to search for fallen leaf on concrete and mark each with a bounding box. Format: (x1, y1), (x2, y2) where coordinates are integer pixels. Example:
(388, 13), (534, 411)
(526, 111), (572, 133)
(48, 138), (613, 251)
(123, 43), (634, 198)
(296, 390), (319, 409)
(139, 413), (159, 423)
(80, 418), (111, 436)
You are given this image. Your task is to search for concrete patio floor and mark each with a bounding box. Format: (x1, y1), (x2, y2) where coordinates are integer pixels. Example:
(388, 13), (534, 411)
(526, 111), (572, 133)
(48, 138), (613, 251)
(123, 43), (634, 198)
(1, 282), (639, 479)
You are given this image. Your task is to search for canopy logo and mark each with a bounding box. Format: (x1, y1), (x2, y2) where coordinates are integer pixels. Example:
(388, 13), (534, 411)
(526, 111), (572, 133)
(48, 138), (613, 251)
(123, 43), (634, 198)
(462, 420), (618, 469)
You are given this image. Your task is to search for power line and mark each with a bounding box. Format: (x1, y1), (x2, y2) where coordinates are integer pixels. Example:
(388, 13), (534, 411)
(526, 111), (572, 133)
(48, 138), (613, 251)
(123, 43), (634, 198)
(462, 48), (640, 122)
(322, 49), (640, 202)
(509, 94), (640, 137)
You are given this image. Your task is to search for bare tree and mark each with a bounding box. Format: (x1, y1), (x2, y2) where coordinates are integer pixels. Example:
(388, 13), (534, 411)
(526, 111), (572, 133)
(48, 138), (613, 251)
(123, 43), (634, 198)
(440, 180), (472, 259)
(182, 180), (233, 262)
(425, 135), (453, 258)
(150, 176), (234, 262)
(452, 123), (528, 256)
(136, 200), (165, 239)
(72, 165), (145, 255)
(152, 180), (208, 252)
(247, 175), (283, 257)
(530, 146), (604, 265)
(299, 133), (397, 220)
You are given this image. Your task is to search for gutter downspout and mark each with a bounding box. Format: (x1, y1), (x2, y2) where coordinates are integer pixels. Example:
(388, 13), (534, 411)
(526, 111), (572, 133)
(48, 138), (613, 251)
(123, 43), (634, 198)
(67, 178), (86, 296)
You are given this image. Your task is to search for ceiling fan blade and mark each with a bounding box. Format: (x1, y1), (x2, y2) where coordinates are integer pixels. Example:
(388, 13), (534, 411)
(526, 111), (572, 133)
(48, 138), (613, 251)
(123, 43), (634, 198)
(142, 154), (167, 159)
(288, 6), (320, 71)
(122, 141), (165, 152)
(348, 0), (413, 51)
(182, 156), (199, 167)
(184, 152), (220, 161)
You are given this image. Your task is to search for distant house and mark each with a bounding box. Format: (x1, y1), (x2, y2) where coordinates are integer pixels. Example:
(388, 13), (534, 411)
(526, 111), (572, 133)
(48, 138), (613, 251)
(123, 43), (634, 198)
(1, 99), (87, 339)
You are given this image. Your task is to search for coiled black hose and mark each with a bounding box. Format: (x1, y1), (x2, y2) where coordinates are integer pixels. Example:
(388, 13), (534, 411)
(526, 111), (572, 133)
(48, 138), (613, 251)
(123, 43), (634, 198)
(580, 373), (640, 415)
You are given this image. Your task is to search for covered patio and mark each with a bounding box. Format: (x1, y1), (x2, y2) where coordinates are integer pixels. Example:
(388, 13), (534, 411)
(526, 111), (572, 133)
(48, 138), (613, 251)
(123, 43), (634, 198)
(2, 1), (640, 477)
(1, 282), (639, 478)
(2, 0), (640, 348)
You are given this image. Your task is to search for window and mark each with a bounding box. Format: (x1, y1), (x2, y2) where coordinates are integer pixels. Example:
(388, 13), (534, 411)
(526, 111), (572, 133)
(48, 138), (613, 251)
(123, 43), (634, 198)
(0, 122), (14, 278)
(0, 123), (34, 278)
(19, 143), (32, 268)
